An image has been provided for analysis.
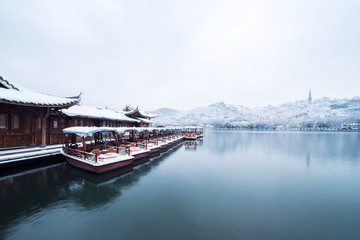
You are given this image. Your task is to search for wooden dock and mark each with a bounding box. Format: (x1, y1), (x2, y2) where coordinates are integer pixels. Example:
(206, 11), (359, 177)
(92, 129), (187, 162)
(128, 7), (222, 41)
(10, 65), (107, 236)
(0, 145), (64, 171)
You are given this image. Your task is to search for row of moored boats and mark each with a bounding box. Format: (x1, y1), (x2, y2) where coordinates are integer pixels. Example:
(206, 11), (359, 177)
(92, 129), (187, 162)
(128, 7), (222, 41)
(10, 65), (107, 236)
(60, 126), (203, 174)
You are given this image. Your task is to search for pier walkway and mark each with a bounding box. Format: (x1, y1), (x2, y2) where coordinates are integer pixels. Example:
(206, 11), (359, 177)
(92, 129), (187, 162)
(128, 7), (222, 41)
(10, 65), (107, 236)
(0, 145), (63, 170)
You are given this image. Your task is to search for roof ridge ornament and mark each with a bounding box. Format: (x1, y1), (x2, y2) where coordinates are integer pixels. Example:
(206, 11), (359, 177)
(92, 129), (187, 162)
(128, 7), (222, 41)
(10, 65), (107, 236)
(0, 75), (20, 91)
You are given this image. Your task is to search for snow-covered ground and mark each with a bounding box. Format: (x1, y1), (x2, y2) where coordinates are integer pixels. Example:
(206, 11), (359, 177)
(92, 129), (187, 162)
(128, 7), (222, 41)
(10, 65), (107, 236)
(151, 97), (360, 130)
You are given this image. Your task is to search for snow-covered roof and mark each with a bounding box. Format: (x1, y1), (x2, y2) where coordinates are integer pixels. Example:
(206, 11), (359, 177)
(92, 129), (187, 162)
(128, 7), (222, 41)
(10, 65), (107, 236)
(138, 117), (152, 124)
(123, 106), (157, 118)
(62, 105), (140, 122)
(0, 76), (20, 90)
(0, 75), (80, 107)
(139, 110), (157, 118)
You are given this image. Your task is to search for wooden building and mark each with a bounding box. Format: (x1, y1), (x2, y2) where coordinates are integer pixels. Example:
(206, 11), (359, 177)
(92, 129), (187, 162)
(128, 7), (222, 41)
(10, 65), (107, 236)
(60, 104), (139, 128)
(0, 76), (80, 148)
(0, 76), (154, 149)
(123, 105), (157, 127)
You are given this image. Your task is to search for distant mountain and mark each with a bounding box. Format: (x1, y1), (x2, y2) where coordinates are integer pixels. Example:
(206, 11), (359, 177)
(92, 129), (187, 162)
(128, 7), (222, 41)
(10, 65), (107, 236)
(150, 98), (360, 130)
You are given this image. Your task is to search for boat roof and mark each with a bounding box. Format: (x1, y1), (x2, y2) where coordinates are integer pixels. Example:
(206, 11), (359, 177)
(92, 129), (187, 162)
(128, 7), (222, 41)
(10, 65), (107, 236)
(63, 126), (183, 137)
(183, 126), (203, 129)
(63, 127), (119, 137)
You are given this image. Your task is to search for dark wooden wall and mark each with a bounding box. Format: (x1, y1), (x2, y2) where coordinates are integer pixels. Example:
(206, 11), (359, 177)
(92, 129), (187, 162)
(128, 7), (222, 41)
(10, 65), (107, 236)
(0, 104), (45, 148)
(0, 103), (138, 148)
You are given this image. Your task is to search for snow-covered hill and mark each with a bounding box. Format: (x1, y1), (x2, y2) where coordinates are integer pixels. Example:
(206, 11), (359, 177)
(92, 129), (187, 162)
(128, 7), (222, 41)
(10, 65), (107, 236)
(150, 97), (360, 130)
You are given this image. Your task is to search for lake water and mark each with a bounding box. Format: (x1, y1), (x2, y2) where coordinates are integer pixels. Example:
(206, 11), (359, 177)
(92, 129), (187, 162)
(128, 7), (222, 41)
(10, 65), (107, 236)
(1, 130), (360, 240)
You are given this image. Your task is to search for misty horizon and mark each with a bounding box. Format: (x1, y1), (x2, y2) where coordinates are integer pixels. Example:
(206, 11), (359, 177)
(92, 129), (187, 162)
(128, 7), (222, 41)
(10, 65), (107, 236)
(1, 0), (360, 111)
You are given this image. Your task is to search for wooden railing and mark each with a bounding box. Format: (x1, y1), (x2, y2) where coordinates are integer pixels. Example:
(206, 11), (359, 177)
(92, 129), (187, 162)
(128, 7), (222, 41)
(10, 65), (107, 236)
(63, 146), (96, 163)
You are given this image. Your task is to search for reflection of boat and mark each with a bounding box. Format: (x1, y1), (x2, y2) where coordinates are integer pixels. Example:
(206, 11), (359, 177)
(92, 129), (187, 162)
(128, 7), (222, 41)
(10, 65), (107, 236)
(0, 142), (184, 238)
(64, 163), (133, 184)
(184, 140), (197, 149)
(61, 127), (184, 174)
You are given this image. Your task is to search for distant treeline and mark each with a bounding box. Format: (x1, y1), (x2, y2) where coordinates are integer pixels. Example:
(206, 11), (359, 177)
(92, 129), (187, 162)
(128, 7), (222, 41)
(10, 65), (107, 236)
(211, 120), (360, 131)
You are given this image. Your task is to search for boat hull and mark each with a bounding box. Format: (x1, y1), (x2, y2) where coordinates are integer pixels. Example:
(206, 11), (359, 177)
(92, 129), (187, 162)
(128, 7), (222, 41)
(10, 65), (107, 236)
(184, 137), (197, 140)
(64, 154), (133, 174)
(131, 151), (151, 161)
(148, 147), (161, 157)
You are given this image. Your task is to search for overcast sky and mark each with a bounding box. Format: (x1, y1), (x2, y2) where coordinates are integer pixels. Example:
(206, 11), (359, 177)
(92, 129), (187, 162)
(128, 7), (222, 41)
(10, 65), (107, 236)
(1, 0), (359, 111)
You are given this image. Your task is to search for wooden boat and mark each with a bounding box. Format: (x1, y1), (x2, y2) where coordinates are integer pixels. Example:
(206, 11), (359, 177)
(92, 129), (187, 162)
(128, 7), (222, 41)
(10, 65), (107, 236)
(184, 126), (203, 140)
(61, 127), (134, 174)
(61, 126), (185, 174)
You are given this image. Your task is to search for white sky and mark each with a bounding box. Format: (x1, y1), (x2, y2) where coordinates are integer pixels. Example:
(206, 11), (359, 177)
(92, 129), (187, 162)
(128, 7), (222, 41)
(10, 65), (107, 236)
(1, 0), (359, 111)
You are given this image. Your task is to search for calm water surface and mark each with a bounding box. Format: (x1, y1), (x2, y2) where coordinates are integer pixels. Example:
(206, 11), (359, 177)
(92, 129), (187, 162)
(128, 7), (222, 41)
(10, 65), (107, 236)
(1, 130), (360, 240)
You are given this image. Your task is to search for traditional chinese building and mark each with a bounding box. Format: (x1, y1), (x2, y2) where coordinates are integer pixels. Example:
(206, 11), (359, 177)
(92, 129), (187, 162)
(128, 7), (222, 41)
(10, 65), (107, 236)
(0, 76), (156, 149)
(123, 105), (157, 127)
(0, 76), (80, 148)
(60, 104), (139, 128)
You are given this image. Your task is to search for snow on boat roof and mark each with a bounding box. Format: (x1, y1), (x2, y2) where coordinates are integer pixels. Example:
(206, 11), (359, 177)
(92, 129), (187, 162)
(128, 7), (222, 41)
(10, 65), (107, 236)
(63, 127), (140, 137)
(183, 126), (203, 129)
(63, 126), (182, 136)
(0, 80), (80, 107)
(63, 127), (114, 137)
(62, 105), (139, 122)
(164, 126), (183, 130)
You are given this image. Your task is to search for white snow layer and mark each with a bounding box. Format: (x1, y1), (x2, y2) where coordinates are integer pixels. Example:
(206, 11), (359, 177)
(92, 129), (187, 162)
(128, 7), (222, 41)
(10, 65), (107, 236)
(152, 98), (360, 127)
(62, 105), (139, 122)
(0, 88), (78, 106)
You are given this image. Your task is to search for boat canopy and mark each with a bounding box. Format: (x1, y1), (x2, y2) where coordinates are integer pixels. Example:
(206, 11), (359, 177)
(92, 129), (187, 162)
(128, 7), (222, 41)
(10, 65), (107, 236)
(63, 126), (184, 137)
(63, 127), (123, 137)
(183, 126), (203, 129)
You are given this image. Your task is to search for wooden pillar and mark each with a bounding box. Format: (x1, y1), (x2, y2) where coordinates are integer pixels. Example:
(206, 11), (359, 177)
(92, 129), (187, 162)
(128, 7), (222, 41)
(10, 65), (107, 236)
(41, 108), (50, 145)
(41, 112), (47, 145)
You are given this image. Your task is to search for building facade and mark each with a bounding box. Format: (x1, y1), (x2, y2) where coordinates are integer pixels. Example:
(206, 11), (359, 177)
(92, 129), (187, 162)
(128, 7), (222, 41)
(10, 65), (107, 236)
(0, 76), (80, 148)
(0, 76), (155, 149)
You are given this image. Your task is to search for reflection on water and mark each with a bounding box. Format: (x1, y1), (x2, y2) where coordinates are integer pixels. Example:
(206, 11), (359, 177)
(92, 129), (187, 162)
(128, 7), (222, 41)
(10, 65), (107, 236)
(207, 130), (360, 164)
(0, 144), (183, 239)
(1, 131), (360, 240)
(306, 153), (311, 169)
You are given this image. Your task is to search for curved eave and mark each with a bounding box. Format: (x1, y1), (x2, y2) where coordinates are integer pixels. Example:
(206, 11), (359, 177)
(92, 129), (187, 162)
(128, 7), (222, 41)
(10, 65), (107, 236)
(124, 110), (156, 119)
(0, 99), (80, 108)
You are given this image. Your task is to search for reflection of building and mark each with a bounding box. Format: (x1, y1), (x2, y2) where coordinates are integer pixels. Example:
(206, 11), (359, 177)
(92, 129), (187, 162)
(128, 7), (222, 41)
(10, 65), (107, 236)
(0, 76), (80, 147)
(123, 105), (157, 127)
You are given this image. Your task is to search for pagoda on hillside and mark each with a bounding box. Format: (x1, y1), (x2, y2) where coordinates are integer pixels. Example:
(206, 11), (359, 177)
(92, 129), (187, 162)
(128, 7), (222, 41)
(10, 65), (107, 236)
(308, 89), (312, 103)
